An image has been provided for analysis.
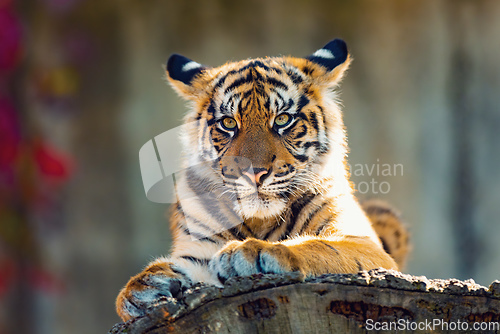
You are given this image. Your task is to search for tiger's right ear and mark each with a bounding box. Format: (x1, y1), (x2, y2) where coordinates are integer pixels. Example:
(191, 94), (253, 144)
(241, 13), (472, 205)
(166, 54), (210, 100)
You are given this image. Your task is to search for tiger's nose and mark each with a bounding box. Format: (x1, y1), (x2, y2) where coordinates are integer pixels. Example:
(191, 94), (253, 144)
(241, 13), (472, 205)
(243, 168), (270, 186)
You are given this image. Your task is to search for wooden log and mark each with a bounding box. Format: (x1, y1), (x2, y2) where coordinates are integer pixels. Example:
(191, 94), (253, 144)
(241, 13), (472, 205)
(109, 269), (500, 334)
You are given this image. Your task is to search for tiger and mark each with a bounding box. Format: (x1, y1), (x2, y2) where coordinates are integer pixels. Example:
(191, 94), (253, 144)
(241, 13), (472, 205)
(116, 39), (410, 321)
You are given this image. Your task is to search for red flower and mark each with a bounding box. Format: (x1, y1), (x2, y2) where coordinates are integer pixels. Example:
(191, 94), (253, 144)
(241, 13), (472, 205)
(33, 140), (73, 182)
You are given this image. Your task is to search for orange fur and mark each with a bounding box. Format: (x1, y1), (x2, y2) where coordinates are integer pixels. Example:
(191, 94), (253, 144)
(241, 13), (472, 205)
(116, 40), (409, 321)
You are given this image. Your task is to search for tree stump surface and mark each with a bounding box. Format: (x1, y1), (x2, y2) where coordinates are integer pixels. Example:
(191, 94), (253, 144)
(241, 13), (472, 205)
(109, 269), (500, 334)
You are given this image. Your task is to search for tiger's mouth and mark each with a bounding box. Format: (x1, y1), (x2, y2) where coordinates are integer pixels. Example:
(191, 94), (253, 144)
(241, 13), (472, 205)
(224, 176), (293, 219)
(234, 190), (287, 219)
(228, 176), (291, 200)
(239, 191), (272, 201)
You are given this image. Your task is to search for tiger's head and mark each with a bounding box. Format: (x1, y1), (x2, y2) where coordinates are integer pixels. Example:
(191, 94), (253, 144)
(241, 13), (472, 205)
(166, 39), (352, 220)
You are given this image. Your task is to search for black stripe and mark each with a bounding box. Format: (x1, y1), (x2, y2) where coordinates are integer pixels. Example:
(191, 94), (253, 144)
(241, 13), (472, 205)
(248, 60), (270, 71)
(275, 170), (291, 178)
(274, 91), (285, 110)
(241, 89), (253, 100)
(309, 111), (319, 132)
(180, 256), (210, 266)
(186, 219), (218, 236)
(177, 203), (219, 236)
(207, 101), (217, 115)
(238, 94), (252, 112)
(303, 141), (320, 150)
(197, 236), (218, 244)
(269, 66), (283, 75)
(299, 202), (328, 234)
(302, 66), (314, 76)
(280, 123), (298, 137)
(286, 69), (303, 84)
(181, 226), (218, 244)
(318, 240), (339, 254)
(355, 259), (364, 271)
(170, 266), (189, 280)
(178, 209), (220, 241)
(266, 77), (288, 91)
(215, 61), (281, 90)
(264, 97), (271, 110)
(296, 95), (309, 113)
(278, 192), (316, 241)
(293, 126), (308, 139)
(318, 105), (327, 131)
(224, 72), (253, 94)
(282, 98), (294, 112)
(292, 153), (309, 163)
(214, 69), (240, 89)
(214, 127), (231, 137)
(294, 111), (309, 122)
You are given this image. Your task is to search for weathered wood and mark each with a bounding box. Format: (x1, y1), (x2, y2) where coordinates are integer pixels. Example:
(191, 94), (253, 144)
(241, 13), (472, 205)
(109, 269), (500, 334)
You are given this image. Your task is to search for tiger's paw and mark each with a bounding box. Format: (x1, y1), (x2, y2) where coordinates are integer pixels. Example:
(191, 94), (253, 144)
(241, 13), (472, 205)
(209, 239), (303, 283)
(116, 262), (190, 321)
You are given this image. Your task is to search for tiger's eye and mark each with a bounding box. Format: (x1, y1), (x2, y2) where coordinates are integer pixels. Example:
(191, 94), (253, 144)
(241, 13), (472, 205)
(274, 114), (291, 127)
(222, 117), (237, 130)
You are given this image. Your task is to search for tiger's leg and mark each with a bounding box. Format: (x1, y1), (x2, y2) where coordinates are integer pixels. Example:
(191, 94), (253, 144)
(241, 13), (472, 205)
(116, 259), (186, 321)
(116, 251), (222, 321)
(210, 235), (398, 282)
(361, 199), (410, 269)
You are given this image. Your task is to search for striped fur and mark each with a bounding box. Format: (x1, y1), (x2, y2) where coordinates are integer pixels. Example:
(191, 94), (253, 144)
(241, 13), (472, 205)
(116, 39), (410, 321)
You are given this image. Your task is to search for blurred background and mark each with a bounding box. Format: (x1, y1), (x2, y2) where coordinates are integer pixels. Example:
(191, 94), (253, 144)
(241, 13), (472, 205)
(1, 0), (499, 333)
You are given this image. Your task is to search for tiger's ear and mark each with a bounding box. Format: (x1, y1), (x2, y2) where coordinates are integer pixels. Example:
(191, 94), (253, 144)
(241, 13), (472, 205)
(166, 54), (210, 100)
(306, 39), (351, 85)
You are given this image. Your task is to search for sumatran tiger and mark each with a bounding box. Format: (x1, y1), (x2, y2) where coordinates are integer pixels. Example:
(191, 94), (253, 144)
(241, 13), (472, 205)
(116, 39), (410, 321)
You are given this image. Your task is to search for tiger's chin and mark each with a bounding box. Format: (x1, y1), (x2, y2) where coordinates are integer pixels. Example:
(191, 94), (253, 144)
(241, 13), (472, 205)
(235, 194), (286, 220)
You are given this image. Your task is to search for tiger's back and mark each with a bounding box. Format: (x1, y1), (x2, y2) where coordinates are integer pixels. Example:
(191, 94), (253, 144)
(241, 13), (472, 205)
(116, 39), (409, 321)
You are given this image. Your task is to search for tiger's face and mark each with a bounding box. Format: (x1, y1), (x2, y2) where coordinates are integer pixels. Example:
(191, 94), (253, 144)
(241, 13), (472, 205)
(167, 40), (351, 219)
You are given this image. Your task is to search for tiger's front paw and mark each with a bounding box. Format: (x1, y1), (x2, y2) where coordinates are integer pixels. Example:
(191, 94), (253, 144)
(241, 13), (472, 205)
(209, 239), (302, 282)
(116, 262), (190, 321)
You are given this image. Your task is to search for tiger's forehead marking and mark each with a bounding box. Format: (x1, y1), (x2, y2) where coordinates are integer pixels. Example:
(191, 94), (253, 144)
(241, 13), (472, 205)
(209, 58), (306, 122)
(211, 58), (308, 92)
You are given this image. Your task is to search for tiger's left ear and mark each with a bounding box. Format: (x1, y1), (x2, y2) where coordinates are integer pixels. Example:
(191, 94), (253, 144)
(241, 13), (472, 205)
(166, 54), (210, 100)
(306, 39), (351, 85)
